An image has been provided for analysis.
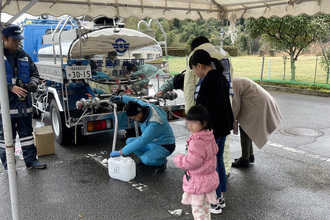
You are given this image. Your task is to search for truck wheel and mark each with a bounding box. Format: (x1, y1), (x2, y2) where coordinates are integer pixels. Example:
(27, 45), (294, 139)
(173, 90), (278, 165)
(32, 107), (42, 119)
(50, 100), (71, 145)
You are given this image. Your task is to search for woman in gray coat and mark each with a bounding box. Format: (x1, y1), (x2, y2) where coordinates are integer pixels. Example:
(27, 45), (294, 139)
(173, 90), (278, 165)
(232, 77), (282, 167)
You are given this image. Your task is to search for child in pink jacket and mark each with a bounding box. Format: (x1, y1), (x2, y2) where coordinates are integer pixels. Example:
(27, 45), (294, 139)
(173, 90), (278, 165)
(174, 105), (219, 220)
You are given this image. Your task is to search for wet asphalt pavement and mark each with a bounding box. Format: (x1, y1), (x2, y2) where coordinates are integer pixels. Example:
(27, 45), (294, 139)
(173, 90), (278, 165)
(0, 88), (329, 220)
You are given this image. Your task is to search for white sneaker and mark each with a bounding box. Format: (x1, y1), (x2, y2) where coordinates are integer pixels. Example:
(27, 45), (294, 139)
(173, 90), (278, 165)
(210, 203), (222, 214)
(219, 197), (226, 209)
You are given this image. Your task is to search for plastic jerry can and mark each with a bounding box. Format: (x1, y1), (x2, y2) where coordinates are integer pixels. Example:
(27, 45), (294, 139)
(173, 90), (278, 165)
(108, 156), (136, 182)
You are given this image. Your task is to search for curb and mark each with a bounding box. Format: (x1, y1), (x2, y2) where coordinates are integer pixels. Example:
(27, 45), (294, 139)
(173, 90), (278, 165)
(259, 85), (330, 98)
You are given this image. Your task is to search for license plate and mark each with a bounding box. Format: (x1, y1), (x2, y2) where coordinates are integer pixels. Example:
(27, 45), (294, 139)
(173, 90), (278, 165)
(65, 65), (92, 79)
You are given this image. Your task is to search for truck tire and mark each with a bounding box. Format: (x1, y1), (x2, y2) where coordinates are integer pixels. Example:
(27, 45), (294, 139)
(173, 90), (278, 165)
(32, 107), (42, 119)
(50, 100), (72, 145)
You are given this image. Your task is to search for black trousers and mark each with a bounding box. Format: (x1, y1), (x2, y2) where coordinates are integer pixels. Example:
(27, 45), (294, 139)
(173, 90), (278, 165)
(240, 126), (253, 160)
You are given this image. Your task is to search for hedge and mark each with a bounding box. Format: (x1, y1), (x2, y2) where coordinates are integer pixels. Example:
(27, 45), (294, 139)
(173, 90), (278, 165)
(223, 45), (238, 57)
(162, 47), (189, 57)
(162, 46), (238, 57)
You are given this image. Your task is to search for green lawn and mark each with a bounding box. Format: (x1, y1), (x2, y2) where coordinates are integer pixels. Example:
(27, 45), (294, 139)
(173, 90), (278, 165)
(168, 55), (329, 86)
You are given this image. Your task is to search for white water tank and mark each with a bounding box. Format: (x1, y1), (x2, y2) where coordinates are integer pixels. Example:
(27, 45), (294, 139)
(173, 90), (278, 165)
(108, 156), (136, 182)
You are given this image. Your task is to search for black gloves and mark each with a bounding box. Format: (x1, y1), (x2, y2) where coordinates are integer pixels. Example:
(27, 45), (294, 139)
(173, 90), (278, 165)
(26, 82), (38, 93)
(16, 79), (38, 92)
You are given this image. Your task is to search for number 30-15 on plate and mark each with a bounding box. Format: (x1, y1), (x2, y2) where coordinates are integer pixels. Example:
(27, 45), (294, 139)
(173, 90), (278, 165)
(65, 65), (92, 79)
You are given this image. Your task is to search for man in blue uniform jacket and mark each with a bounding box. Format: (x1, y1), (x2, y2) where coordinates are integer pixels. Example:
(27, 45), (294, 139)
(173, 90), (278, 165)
(0, 25), (47, 170)
(110, 96), (175, 171)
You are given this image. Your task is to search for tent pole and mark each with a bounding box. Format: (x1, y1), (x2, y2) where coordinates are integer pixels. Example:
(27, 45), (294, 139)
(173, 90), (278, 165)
(220, 14), (225, 50)
(0, 5), (21, 220)
(220, 18), (224, 49)
(6, 0), (39, 24)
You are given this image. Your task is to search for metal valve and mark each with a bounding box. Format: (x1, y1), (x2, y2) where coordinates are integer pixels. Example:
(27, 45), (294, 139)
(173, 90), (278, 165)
(76, 97), (101, 110)
(161, 91), (178, 100)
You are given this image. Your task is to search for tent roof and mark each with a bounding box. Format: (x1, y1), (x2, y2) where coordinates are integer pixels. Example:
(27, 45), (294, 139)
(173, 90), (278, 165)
(1, 0), (329, 21)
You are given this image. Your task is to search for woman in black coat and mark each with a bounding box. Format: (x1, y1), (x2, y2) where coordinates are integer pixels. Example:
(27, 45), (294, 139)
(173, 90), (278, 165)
(189, 49), (234, 214)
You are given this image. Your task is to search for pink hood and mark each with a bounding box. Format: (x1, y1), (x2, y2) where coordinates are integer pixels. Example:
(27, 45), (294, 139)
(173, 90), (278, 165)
(173, 130), (219, 195)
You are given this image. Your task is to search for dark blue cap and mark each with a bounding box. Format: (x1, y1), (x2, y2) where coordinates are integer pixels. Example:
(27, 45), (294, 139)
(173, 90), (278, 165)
(2, 25), (25, 40)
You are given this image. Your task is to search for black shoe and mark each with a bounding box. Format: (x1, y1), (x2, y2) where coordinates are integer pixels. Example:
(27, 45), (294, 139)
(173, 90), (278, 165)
(235, 155), (255, 163)
(27, 161), (47, 169)
(250, 154), (255, 163)
(232, 158), (250, 168)
(156, 163), (167, 172)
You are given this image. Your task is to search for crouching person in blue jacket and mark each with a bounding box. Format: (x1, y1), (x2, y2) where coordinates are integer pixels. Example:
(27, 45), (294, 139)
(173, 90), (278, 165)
(110, 96), (175, 171)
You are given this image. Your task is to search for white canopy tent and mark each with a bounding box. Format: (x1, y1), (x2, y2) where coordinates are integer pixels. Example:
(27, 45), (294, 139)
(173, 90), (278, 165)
(1, 0), (330, 220)
(1, 0), (329, 22)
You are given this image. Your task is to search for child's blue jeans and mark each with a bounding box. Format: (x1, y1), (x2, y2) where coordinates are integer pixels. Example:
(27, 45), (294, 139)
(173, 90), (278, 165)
(215, 136), (227, 198)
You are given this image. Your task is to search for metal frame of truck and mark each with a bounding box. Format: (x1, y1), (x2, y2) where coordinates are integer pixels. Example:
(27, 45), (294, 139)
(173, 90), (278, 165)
(31, 16), (185, 146)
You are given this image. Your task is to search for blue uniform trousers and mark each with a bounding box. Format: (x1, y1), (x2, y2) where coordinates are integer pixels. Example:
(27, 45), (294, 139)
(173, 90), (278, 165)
(0, 115), (38, 169)
(126, 137), (171, 166)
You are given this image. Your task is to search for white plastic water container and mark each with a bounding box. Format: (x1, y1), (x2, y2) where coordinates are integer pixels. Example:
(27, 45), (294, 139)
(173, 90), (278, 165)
(108, 156), (136, 182)
(14, 134), (23, 160)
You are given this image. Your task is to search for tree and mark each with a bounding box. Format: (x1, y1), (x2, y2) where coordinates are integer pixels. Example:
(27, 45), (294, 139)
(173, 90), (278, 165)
(125, 17), (242, 49)
(313, 14), (330, 84)
(246, 15), (329, 81)
(125, 18), (179, 47)
(320, 48), (330, 84)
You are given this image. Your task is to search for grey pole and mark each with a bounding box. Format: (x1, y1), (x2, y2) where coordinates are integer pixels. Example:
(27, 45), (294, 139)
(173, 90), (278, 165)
(314, 56), (318, 85)
(0, 6), (21, 220)
(260, 56), (265, 82)
(268, 60), (271, 80)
